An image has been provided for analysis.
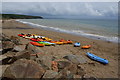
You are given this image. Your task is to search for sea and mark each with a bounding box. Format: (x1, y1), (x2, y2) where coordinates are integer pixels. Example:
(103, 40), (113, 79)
(16, 19), (119, 43)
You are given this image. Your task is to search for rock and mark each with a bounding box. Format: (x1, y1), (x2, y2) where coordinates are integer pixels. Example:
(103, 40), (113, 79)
(0, 65), (10, 78)
(77, 65), (85, 76)
(56, 69), (74, 78)
(2, 41), (14, 50)
(13, 45), (26, 52)
(63, 54), (87, 64)
(55, 64), (77, 78)
(10, 36), (21, 45)
(10, 50), (30, 63)
(73, 74), (82, 78)
(82, 74), (98, 80)
(0, 55), (7, 61)
(35, 54), (52, 70)
(57, 61), (72, 71)
(2, 59), (45, 78)
(2, 41), (14, 54)
(51, 61), (58, 72)
(26, 43), (44, 54)
(43, 70), (58, 78)
(2, 34), (11, 41)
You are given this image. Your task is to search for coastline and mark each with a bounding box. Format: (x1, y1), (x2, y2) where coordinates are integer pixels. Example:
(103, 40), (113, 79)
(16, 19), (118, 43)
(2, 20), (118, 78)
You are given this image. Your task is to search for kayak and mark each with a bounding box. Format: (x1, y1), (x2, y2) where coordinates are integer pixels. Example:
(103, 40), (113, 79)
(42, 41), (56, 45)
(74, 42), (80, 47)
(30, 38), (43, 42)
(42, 37), (52, 41)
(50, 41), (64, 45)
(82, 45), (91, 49)
(59, 39), (73, 44)
(86, 52), (108, 64)
(30, 42), (44, 47)
(37, 41), (51, 46)
(18, 33), (25, 37)
(67, 40), (73, 44)
(24, 36), (34, 39)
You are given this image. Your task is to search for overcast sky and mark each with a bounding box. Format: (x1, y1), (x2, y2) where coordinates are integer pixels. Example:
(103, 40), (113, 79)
(2, 2), (118, 19)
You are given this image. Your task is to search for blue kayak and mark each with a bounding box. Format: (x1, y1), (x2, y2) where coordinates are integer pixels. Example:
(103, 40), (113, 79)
(86, 52), (108, 64)
(74, 42), (80, 47)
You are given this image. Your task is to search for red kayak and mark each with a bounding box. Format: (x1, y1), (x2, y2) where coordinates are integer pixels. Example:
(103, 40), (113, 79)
(30, 38), (43, 41)
(18, 34), (25, 37)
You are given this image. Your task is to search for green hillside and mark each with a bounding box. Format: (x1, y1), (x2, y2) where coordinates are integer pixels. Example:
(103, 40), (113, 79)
(1, 14), (43, 19)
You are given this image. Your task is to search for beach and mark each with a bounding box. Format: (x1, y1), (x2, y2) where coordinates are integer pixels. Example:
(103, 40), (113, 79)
(2, 20), (118, 78)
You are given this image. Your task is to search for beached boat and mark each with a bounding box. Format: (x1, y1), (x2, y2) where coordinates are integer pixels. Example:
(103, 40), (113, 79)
(30, 38), (43, 41)
(42, 41), (56, 45)
(37, 41), (51, 46)
(74, 42), (80, 47)
(82, 45), (91, 49)
(30, 42), (44, 47)
(86, 52), (108, 64)
(50, 41), (64, 45)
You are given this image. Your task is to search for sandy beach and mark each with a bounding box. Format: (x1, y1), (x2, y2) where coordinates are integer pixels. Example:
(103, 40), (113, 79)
(2, 20), (118, 78)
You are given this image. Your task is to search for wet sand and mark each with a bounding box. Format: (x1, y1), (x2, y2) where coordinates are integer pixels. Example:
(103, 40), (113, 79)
(2, 20), (118, 78)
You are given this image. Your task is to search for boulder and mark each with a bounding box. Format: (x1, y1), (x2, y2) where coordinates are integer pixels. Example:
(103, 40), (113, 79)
(2, 41), (14, 50)
(2, 41), (14, 54)
(1, 34), (11, 41)
(9, 50), (30, 63)
(63, 54), (87, 64)
(55, 64), (77, 78)
(77, 65), (85, 76)
(35, 54), (52, 70)
(26, 43), (44, 54)
(43, 70), (58, 78)
(2, 59), (45, 78)
(57, 61), (72, 71)
(10, 36), (21, 45)
(13, 45), (26, 52)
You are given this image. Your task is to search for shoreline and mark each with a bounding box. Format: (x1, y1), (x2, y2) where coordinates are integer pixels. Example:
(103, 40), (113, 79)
(2, 20), (118, 78)
(16, 19), (119, 43)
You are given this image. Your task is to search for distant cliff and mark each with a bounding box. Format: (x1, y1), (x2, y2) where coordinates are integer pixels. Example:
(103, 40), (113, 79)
(1, 14), (43, 19)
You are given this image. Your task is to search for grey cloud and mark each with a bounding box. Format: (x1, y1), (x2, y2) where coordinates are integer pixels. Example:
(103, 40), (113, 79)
(2, 2), (118, 19)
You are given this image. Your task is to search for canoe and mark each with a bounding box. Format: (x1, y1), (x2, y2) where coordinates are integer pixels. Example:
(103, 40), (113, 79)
(30, 42), (44, 47)
(37, 41), (51, 46)
(86, 52), (108, 64)
(74, 42), (80, 47)
(82, 45), (91, 49)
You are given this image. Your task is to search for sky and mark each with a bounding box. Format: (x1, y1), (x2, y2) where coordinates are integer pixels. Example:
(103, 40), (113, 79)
(1, 2), (118, 19)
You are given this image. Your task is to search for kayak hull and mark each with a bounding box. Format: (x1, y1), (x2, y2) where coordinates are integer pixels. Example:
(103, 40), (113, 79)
(30, 42), (44, 47)
(74, 42), (80, 47)
(86, 52), (108, 64)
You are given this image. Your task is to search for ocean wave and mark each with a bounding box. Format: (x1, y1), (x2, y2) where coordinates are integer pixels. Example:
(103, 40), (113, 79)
(16, 20), (119, 43)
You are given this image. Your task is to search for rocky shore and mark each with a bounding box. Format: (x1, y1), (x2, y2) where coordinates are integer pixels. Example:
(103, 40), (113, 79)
(1, 20), (119, 79)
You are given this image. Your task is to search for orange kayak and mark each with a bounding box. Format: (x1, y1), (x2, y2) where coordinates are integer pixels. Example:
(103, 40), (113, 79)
(30, 42), (44, 47)
(50, 41), (64, 45)
(81, 45), (91, 49)
(67, 40), (73, 44)
(60, 39), (73, 44)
